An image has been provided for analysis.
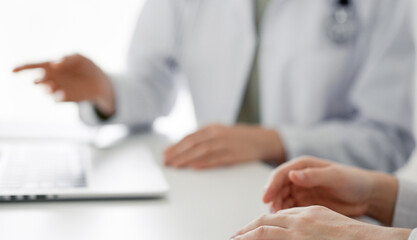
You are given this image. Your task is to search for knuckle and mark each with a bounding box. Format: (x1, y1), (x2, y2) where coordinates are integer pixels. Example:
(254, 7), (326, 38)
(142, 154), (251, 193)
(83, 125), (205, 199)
(258, 214), (268, 224)
(329, 165), (341, 175)
(302, 168), (313, 177)
(183, 135), (193, 143)
(201, 124), (214, 130)
(254, 226), (267, 238)
(208, 124), (226, 136)
(281, 215), (290, 223)
(200, 144), (212, 156)
(254, 218), (263, 227)
(215, 127), (227, 137)
(295, 216), (310, 226)
(182, 136), (196, 146)
(311, 205), (326, 211)
(304, 206), (326, 217)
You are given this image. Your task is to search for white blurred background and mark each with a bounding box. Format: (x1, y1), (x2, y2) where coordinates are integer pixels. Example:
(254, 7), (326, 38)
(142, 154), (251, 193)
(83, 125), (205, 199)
(0, 0), (416, 178)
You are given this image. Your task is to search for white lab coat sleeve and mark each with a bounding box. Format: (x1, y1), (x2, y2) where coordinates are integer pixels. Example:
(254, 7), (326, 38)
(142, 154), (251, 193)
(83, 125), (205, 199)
(278, 1), (415, 172)
(409, 229), (417, 240)
(393, 177), (417, 229)
(79, 0), (181, 126)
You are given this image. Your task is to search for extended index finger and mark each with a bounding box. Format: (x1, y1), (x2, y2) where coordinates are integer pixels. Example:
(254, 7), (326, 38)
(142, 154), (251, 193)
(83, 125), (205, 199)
(13, 62), (52, 73)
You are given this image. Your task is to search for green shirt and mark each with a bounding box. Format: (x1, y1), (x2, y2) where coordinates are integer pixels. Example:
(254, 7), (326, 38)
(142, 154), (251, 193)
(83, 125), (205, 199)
(237, 0), (270, 124)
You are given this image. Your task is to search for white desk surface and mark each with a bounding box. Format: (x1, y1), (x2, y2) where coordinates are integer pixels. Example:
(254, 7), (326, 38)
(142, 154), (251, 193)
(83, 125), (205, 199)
(0, 132), (273, 240)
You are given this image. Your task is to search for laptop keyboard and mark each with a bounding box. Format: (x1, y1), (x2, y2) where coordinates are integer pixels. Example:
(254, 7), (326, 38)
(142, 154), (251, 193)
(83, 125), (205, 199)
(0, 143), (88, 190)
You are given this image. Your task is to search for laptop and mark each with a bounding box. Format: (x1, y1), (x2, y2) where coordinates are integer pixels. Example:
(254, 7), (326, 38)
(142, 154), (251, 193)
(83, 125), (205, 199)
(0, 140), (169, 201)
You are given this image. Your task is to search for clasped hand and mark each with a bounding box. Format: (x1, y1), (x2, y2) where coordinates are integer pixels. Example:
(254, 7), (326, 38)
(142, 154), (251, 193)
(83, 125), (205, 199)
(233, 157), (407, 240)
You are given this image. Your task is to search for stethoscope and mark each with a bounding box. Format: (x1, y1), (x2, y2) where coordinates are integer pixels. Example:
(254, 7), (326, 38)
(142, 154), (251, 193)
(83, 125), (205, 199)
(326, 0), (359, 45)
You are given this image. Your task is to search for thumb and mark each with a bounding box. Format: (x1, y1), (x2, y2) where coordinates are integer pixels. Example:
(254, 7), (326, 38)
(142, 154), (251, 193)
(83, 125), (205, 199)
(289, 166), (336, 188)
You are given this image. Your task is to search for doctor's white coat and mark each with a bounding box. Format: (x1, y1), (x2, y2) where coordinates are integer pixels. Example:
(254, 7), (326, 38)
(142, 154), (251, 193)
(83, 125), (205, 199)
(80, 0), (415, 172)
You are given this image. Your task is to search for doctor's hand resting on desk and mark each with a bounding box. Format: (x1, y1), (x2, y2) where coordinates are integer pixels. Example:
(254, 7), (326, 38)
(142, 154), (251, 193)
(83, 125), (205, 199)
(13, 55), (287, 169)
(164, 124), (285, 169)
(232, 157), (417, 240)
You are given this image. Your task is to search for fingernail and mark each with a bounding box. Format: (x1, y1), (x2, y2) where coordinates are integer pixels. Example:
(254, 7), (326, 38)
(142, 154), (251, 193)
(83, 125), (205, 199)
(294, 171), (305, 180)
(45, 85), (53, 94)
(54, 90), (65, 102)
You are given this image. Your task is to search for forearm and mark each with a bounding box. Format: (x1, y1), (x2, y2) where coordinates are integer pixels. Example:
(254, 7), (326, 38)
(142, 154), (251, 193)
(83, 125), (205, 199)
(366, 172), (398, 226)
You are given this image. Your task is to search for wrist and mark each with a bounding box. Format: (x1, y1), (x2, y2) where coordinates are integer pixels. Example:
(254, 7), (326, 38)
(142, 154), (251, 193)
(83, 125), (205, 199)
(357, 224), (411, 240)
(256, 128), (286, 165)
(381, 227), (412, 240)
(93, 74), (116, 117)
(366, 172), (398, 226)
